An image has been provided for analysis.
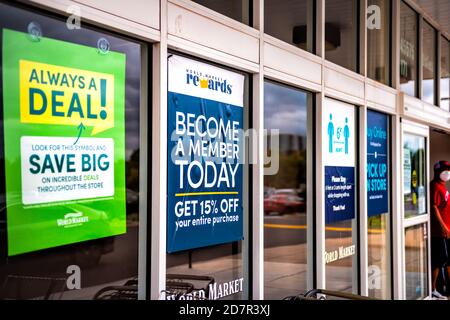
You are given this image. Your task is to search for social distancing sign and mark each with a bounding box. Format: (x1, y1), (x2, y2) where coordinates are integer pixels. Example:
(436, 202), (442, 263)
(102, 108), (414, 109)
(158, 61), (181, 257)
(2, 28), (127, 256)
(322, 98), (356, 224)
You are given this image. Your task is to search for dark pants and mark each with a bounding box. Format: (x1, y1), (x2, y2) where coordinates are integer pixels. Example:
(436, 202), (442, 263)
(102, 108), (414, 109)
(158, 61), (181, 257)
(431, 237), (450, 269)
(432, 237), (450, 294)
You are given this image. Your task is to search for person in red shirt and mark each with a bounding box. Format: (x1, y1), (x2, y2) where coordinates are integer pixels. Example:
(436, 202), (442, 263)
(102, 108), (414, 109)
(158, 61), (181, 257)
(431, 160), (450, 299)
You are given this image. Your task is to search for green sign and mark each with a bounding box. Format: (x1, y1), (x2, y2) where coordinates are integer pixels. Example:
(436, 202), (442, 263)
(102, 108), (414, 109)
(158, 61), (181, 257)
(2, 29), (127, 256)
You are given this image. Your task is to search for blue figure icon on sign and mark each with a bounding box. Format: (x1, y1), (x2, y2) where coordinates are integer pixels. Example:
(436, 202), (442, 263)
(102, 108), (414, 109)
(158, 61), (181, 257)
(344, 117), (350, 154)
(328, 114), (334, 153)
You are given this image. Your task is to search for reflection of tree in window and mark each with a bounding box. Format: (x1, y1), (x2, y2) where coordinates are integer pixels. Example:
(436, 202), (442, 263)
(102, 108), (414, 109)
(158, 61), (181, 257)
(0, 2), (142, 300)
(126, 149), (139, 219)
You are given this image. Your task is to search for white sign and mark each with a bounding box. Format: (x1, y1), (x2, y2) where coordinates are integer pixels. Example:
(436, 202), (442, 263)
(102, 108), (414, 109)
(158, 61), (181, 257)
(322, 98), (356, 167)
(418, 186), (426, 214)
(403, 148), (411, 194)
(168, 55), (244, 108)
(325, 245), (356, 264)
(21, 136), (114, 205)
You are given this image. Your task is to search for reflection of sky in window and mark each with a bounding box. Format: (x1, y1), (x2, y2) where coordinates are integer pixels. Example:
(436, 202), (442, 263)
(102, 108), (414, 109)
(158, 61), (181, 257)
(422, 79), (435, 105)
(264, 81), (308, 136)
(404, 134), (425, 153)
(400, 81), (415, 97)
(440, 78), (450, 110)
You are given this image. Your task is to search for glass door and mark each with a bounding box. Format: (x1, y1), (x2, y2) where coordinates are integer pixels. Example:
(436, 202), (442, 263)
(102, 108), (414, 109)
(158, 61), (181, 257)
(263, 80), (313, 299)
(322, 98), (359, 294)
(401, 121), (430, 300)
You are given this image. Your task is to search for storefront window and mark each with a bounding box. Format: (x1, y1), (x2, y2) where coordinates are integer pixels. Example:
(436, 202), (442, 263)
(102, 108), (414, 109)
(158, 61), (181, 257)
(440, 37), (450, 111)
(422, 21), (436, 106)
(367, 110), (391, 299)
(264, 0), (315, 53)
(403, 134), (427, 218)
(0, 3), (142, 299)
(263, 81), (310, 299)
(191, 0), (250, 25)
(367, 0), (391, 86)
(323, 99), (358, 294)
(325, 0), (358, 72)
(405, 224), (429, 300)
(400, 1), (418, 97)
(165, 55), (249, 300)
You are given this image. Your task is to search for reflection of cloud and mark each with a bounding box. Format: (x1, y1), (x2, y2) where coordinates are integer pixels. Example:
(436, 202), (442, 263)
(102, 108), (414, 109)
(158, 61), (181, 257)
(400, 81), (416, 97)
(264, 81), (308, 136)
(266, 109), (307, 135)
(422, 79), (435, 105)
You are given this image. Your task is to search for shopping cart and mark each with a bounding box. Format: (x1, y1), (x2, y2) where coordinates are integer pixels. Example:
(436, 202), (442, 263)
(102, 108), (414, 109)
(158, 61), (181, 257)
(284, 289), (378, 301)
(93, 278), (138, 300)
(93, 275), (216, 300)
(164, 274), (215, 300)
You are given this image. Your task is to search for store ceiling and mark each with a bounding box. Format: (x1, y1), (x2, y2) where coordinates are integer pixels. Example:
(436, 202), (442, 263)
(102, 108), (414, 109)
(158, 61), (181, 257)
(412, 0), (450, 35)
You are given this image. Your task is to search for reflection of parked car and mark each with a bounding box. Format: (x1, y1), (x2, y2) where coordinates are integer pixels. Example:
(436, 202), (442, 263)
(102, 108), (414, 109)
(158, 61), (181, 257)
(264, 187), (275, 199)
(274, 189), (298, 196)
(264, 194), (305, 215)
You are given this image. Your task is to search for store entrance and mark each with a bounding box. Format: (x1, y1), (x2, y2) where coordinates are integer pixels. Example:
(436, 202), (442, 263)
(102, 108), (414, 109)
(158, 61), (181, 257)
(429, 128), (450, 296)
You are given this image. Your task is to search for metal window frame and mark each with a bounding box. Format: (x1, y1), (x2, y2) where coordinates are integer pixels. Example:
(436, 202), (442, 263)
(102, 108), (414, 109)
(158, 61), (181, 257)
(402, 0), (450, 108)
(399, 120), (431, 300)
(317, 97), (362, 295)
(438, 34), (450, 110)
(322, 0), (361, 74)
(260, 78), (316, 299)
(420, 19), (438, 106)
(398, 0), (420, 98)
(366, 0), (393, 87)
(361, 108), (394, 300)
(164, 40), (255, 302)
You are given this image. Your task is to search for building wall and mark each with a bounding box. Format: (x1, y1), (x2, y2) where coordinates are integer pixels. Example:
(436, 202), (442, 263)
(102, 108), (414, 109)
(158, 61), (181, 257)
(0, 0), (447, 300)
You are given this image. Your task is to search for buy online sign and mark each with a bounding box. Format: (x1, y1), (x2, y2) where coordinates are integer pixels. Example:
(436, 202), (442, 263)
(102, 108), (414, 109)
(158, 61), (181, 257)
(19, 60), (114, 135)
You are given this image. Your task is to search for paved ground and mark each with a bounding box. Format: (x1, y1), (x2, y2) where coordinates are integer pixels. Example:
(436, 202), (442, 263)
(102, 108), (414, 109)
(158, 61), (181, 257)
(0, 211), (425, 300)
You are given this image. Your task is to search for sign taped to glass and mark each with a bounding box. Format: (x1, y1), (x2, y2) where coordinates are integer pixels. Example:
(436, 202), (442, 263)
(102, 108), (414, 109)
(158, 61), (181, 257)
(167, 55), (244, 253)
(367, 110), (389, 217)
(322, 98), (356, 224)
(2, 29), (127, 256)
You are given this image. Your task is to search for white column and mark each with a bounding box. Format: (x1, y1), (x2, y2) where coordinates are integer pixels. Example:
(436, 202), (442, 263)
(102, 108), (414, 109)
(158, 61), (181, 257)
(315, 93), (326, 290)
(392, 114), (404, 299)
(359, 105), (369, 296)
(251, 0), (264, 300)
(315, 0), (326, 292)
(138, 45), (149, 300)
(150, 0), (168, 300)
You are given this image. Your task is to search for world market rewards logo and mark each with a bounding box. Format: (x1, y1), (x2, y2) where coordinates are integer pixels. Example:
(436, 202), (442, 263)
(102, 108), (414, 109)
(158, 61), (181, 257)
(57, 212), (89, 228)
(185, 68), (232, 94)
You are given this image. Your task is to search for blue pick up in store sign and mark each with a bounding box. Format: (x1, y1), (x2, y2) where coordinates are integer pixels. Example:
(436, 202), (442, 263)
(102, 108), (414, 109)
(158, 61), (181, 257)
(367, 110), (389, 217)
(167, 55), (244, 253)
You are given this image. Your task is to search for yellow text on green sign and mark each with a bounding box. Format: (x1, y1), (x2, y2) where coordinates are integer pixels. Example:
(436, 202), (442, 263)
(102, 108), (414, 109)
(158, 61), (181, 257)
(19, 60), (114, 135)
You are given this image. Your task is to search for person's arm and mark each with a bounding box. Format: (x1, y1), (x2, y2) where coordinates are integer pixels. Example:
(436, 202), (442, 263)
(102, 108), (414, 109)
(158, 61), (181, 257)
(433, 204), (450, 238)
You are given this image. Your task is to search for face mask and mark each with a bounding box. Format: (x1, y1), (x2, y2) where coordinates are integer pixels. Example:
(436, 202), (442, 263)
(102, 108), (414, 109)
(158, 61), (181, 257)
(440, 171), (450, 182)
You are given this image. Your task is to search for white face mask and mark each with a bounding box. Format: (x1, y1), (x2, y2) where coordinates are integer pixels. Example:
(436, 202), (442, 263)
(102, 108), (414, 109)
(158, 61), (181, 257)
(440, 171), (450, 182)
